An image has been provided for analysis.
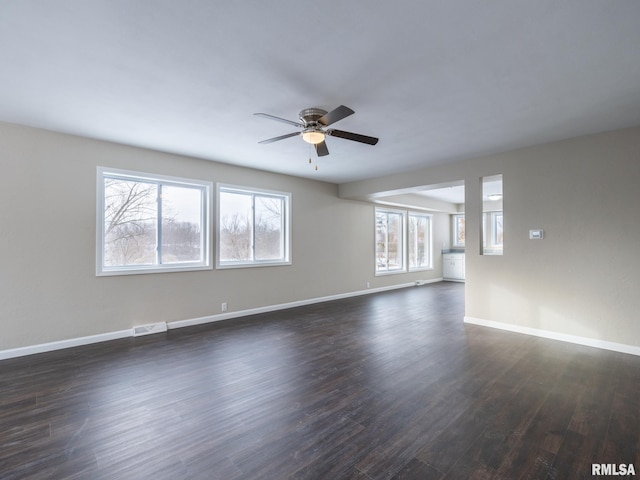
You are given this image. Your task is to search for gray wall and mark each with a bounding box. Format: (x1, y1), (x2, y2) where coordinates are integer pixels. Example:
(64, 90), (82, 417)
(0, 122), (446, 351)
(340, 126), (640, 348)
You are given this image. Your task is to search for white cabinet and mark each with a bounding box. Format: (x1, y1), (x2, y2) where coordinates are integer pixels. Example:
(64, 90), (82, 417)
(443, 253), (465, 281)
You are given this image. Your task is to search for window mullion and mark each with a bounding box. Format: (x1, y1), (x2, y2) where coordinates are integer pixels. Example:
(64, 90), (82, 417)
(280, 198), (285, 260)
(251, 194), (256, 261)
(157, 183), (163, 265)
(385, 213), (390, 270)
(382, 214), (387, 270)
(400, 213), (405, 271)
(200, 187), (206, 263)
(412, 219), (416, 268)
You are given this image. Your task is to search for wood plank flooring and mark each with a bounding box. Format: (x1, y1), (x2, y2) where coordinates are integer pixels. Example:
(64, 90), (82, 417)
(1, 282), (639, 479)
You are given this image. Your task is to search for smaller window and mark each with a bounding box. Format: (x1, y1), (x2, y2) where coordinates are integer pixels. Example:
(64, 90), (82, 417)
(375, 208), (406, 274)
(481, 211), (503, 252)
(483, 213), (487, 248)
(217, 184), (291, 268)
(482, 174), (503, 255)
(453, 214), (465, 247)
(492, 212), (503, 247)
(408, 213), (432, 270)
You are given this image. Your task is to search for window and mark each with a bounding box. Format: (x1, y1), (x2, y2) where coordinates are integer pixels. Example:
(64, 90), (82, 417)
(482, 174), (503, 255)
(375, 208), (432, 274)
(217, 184), (291, 268)
(376, 209), (406, 273)
(481, 211), (504, 250)
(408, 213), (432, 271)
(453, 214), (465, 247)
(97, 167), (212, 275)
(492, 212), (503, 247)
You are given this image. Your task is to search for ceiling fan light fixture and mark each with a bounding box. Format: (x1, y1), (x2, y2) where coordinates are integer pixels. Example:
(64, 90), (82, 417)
(302, 129), (325, 145)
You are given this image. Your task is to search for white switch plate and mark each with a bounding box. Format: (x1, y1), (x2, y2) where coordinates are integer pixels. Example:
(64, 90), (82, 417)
(529, 229), (544, 240)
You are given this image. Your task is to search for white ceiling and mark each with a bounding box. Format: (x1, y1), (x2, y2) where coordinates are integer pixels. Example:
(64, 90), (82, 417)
(400, 179), (502, 206)
(415, 185), (466, 205)
(1, 1), (640, 184)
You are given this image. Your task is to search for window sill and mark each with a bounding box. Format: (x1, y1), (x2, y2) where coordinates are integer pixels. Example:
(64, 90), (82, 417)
(409, 266), (434, 273)
(217, 261), (292, 270)
(375, 269), (408, 276)
(97, 264), (213, 276)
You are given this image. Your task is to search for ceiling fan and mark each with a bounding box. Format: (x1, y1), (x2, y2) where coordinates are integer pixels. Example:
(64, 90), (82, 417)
(254, 105), (378, 157)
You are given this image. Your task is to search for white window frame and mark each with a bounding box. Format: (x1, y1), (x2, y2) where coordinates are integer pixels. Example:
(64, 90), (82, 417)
(491, 211), (503, 247)
(375, 207), (407, 275)
(216, 183), (291, 269)
(452, 214), (465, 247)
(96, 167), (212, 276)
(408, 212), (433, 271)
(375, 208), (434, 275)
(481, 211), (503, 253)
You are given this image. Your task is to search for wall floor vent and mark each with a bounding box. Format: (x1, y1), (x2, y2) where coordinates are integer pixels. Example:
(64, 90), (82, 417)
(132, 322), (168, 337)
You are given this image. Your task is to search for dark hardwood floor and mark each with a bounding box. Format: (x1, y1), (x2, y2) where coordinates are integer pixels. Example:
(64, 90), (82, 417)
(1, 282), (639, 479)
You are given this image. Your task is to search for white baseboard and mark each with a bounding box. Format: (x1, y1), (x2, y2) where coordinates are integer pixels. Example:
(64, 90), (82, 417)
(0, 280), (442, 361)
(168, 281), (441, 329)
(0, 329), (131, 361)
(464, 316), (640, 357)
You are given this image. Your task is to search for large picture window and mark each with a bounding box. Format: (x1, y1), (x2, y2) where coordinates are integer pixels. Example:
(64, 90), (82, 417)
(97, 167), (212, 276)
(376, 208), (432, 274)
(217, 184), (291, 268)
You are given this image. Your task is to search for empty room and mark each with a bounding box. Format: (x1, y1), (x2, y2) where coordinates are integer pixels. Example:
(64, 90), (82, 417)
(1, 1), (640, 479)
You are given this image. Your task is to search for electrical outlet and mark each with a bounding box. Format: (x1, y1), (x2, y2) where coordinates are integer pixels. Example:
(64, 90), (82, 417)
(366, 282), (371, 289)
(221, 302), (227, 312)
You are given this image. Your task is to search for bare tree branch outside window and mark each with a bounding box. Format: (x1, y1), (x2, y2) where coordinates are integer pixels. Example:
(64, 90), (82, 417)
(104, 179), (157, 266)
(220, 212), (251, 261)
(219, 189), (288, 264)
(103, 178), (204, 266)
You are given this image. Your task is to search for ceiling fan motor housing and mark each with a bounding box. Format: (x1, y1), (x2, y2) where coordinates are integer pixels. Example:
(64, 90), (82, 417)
(299, 108), (328, 126)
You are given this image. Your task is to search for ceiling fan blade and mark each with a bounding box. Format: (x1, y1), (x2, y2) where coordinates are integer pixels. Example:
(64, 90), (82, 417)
(254, 112), (304, 128)
(317, 105), (355, 126)
(314, 140), (329, 157)
(326, 129), (379, 145)
(258, 132), (301, 144)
